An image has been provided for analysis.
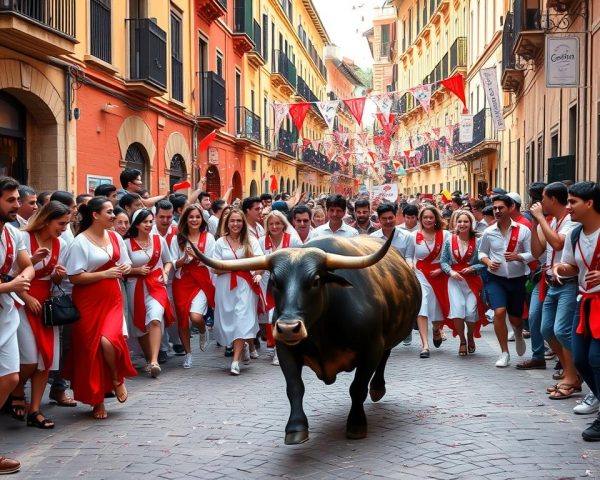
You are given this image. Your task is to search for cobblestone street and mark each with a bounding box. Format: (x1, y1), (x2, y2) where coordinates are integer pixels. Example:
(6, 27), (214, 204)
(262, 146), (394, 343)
(1, 329), (599, 480)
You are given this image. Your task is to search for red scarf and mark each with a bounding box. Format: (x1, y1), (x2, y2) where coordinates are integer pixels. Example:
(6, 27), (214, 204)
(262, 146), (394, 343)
(130, 235), (175, 333)
(172, 232), (216, 326)
(451, 234), (476, 264)
(163, 225), (178, 246)
(0, 227), (14, 275)
(415, 230), (449, 319)
(265, 232), (291, 252)
(227, 238), (273, 314)
(506, 224), (520, 253)
(539, 213), (569, 302)
(26, 232), (61, 370)
(575, 230), (600, 338)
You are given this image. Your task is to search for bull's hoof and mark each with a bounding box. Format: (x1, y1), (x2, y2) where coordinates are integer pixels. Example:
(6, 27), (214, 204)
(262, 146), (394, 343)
(285, 430), (309, 445)
(369, 387), (386, 402)
(346, 425), (367, 440)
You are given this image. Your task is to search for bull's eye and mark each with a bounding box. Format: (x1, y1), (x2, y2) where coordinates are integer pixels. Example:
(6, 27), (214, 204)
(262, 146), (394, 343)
(312, 275), (321, 288)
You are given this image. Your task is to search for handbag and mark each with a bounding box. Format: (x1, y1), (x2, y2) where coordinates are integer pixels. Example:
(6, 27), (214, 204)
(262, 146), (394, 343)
(42, 285), (80, 327)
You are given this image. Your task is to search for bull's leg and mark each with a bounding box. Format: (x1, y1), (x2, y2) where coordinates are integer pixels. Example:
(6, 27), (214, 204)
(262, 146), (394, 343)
(347, 352), (381, 439)
(369, 348), (391, 402)
(277, 344), (309, 445)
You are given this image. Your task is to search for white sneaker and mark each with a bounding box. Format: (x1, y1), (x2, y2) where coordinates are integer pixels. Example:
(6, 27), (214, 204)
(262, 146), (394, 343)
(402, 332), (412, 346)
(230, 361), (240, 375)
(150, 363), (161, 378)
(199, 331), (209, 352)
(513, 328), (526, 356)
(495, 352), (510, 368)
(272, 351), (279, 366)
(485, 309), (494, 321)
(508, 330), (515, 341)
(266, 347), (275, 359)
(574, 393), (600, 415)
(250, 350), (259, 359)
(242, 343), (251, 364)
(182, 353), (193, 369)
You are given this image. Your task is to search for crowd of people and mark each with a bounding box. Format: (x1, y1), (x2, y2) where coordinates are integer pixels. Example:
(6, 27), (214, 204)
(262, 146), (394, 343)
(0, 168), (599, 474)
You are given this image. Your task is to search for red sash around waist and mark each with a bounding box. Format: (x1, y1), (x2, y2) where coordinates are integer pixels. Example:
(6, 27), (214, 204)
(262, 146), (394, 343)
(25, 278), (54, 369)
(173, 262), (215, 325)
(576, 292), (600, 339)
(416, 259), (450, 319)
(0, 227), (14, 275)
(230, 271), (274, 315)
(451, 263), (487, 336)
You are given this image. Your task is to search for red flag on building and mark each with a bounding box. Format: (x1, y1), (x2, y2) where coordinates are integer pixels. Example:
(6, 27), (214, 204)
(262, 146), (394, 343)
(343, 97), (367, 126)
(199, 129), (218, 152)
(440, 74), (467, 109)
(289, 102), (312, 133)
(270, 175), (278, 193)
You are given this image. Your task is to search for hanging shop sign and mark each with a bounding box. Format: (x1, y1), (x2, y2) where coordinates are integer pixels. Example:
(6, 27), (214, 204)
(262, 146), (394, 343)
(545, 36), (580, 88)
(208, 147), (219, 165)
(459, 115), (474, 144)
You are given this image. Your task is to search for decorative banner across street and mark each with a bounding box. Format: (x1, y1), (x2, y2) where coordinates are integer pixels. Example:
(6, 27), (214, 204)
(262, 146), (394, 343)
(373, 93), (394, 119)
(479, 66), (505, 131)
(273, 103), (289, 138)
(410, 84), (432, 113)
(371, 183), (398, 203)
(316, 100), (340, 131)
(288, 102), (312, 133)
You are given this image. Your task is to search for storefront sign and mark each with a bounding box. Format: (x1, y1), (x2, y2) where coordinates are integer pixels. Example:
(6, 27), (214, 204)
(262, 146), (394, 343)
(459, 115), (474, 144)
(546, 36), (580, 88)
(208, 147), (219, 165)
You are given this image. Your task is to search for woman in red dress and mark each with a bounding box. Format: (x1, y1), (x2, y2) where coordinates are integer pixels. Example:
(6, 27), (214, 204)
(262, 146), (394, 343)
(65, 197), (137, 419)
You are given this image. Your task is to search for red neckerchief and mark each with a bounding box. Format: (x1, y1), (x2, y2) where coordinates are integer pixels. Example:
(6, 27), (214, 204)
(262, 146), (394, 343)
(0, 227), (14, 275)
(184, 232), (208, 266)
(131, 235), (161, 270)
(265, 232), (291, 251)
(577, 230), (600, 291)
(29, 232), (60, 279)
(451, 234), (476, 265)
(416, 230), (443, 263)
(506, 224), (520, 253)
(164, 225), (178, 246)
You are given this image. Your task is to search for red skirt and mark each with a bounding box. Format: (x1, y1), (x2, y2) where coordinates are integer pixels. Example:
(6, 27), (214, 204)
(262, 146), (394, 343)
(64, 278), (137, 406)
(24, 279), (54, 370)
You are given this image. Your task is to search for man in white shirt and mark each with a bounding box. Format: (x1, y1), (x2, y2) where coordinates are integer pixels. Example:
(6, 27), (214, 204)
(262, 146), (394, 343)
(554, 181), (600, 441)
(312, 195), (358, 238)
(291, 205), (314, 244)
(471, 199), (488, 234)
(242, 196), (265, 239)
(399, 204), (419, 233)
(479, 194), (534, 367)
(370, 203), (410, 258)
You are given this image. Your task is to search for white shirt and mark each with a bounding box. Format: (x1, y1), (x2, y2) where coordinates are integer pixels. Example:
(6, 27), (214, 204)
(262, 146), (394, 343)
(370, 227), (411, 258)
(478, 220), (534, 278)
(66, 232), (131, 275)
(475, 219), (488, 234)
(207, 215), (219, 236)
(544, 214), (577, 276)
(247, 222), (265, 240)
(0, 224), (26, 310)
(312, 221), (359, 239)
(169, 232), (216, 279)
(561, 227), (600, 294)
(399, 223), (419, 233)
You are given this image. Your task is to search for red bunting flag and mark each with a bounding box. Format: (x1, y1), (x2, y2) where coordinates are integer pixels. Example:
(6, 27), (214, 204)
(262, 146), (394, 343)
(199, 129), (218, 152)
(440, 74), (467, 109)
(343, 97), (367, 126)
(172, 181), (191, 192)
(270, 175), (278, 193)
(288, 102), (312, 133)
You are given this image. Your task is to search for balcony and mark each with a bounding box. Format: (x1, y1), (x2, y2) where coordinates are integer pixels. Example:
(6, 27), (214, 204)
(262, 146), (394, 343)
(501, 12), (524, 92)
(546, 0), (576, 13)
(303, 148), (339, 174)
(277, 129), (297, 158)
(235, 107), (261, 145)
(126, 18), (167, 97)
(512, 0), (544, 61)
(295, 76), (319, 103)
(199, 72), (226, 127)
(196, 0), (226, 24)
(247, 20), (265, 69)
(398, 92), (415, 116)
(0, 0), (77, 57)
(271, 49), (297, 96)
(379, 41), (391, 61)
(233, 0), (253, 55)
(452, 108), (500, 159)
(449, 37), (467, 75)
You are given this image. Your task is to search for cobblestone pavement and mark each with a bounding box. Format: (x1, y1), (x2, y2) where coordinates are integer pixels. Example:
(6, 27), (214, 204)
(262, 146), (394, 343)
(1, 329), (599, 480)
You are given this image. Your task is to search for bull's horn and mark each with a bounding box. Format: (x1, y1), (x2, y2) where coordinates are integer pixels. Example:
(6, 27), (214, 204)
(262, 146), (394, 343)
(324, 231), (394, 270)
(185, 236), (271, 272)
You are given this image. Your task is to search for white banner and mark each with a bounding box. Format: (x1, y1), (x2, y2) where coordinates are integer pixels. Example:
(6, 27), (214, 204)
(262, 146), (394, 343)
(316, 100), (340, 131)
(373, 93), (394, 119)
(371, 183), (398, 203)
(546, 36), (580, 88)
(272, 103), (289, 138)
(459, 115), (474, 144)
(479, 66), (505, 131)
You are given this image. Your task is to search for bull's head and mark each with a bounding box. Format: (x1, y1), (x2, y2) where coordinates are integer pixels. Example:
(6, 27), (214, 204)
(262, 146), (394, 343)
(187, 234), (394, 346)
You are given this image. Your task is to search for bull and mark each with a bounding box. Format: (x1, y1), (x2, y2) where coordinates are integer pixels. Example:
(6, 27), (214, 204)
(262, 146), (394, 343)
(192, 233), (421, 444)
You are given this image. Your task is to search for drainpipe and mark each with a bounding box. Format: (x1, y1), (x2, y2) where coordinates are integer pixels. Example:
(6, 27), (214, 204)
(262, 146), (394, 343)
(581, 0), (589, 180)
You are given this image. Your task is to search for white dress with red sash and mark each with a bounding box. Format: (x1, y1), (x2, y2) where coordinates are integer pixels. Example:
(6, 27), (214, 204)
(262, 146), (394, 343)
(125, 234), (174, 337)
(213, 236), (262, 345)
(0, 225), (26, 376)
(16, 234), (67, 370)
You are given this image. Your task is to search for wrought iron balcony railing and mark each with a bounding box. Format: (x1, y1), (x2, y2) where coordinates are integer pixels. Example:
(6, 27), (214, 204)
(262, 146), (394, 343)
(127, 18), (167, 90)
(199, 71), (226, 123)
(0, 0), (76, 38)
(236, 106), (261, 143)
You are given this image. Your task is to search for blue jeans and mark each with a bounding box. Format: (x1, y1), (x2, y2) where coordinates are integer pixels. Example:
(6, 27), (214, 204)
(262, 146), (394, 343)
(527, 283), (545, 360)
(572, 300), (600, 399)
(541, 282), (578, 351)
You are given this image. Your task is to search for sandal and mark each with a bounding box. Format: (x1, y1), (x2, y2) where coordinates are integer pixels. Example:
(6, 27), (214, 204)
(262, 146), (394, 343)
(92, 404), (107, 420)
(432, 329), (442, 348)
(419, 349), (430, 359)
(26, 410), (55, 429)
(113, 381), (128, 403)
(547, 377), (583, 394)
(549, 383), (582, 400)
(49, 390), (77, 407)
(10, 396), (26, 421)
(552, 369), (565, 381)
(458, 343), (468, 357)
(467, 339), (476, 354)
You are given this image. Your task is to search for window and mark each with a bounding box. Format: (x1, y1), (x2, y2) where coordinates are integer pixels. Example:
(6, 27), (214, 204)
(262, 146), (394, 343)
(169, 154), (186, 190)
(90, 0), (111, 63)
(216, 52), (224, 78)
(551, 131), (559, 158)
(262, 14), (269, 61)
(170, 10), (183, 102)
(569, 104), (577, 155)
(125, 143), (148, 185)
(235, 70), (241, 131)
(537, 135), (544, 181)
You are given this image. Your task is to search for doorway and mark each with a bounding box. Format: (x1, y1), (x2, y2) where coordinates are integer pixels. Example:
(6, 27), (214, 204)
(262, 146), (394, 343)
(0, 93), (26, 183)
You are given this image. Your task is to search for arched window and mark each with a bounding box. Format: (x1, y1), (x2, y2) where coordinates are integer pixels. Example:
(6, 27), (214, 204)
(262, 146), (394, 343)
(232, 171), (242, 200)
(292, 180), (296, 192)
(169, 154), (186, 190)
(249, 180), (258, 197)
(206, 166), (221, 200)
(125, 142), (149, 185)
(279, 176), (284, 193)
(286, 178), (291, 194)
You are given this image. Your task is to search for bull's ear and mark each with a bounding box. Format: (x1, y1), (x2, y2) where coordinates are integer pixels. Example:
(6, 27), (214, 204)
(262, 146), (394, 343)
(323, 272), (353, 288)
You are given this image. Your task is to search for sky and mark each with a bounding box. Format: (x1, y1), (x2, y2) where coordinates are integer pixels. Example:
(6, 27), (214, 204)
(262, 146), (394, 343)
(312, 0), (383, 70)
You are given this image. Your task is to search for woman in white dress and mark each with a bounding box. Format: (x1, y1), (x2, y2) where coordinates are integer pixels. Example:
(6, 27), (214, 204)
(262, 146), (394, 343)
(124, 209), (174, 378)
(171, 205), (215, 369)
(405, 206), (450, 358)
(11, 202), (70, 429)
(213, 208), (264, 375)
(259, 211), (302, 366)
(65, 197), (137, 420)
(440, 210), (486, 356)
